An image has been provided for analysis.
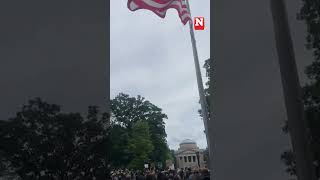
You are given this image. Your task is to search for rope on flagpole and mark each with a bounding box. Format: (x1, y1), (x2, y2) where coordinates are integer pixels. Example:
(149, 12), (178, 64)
(185, 0), (212, 169)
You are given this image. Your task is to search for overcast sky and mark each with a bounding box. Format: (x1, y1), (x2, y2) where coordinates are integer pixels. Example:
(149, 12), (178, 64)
(110, 0), (210, 150)
(0, 1), (314, 178)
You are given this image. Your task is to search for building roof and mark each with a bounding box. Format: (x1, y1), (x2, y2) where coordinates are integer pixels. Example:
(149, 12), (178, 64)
(180, 139), (196, 145)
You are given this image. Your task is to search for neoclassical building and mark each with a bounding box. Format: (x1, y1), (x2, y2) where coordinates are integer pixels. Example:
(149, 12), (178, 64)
(174, 139), (206, 169)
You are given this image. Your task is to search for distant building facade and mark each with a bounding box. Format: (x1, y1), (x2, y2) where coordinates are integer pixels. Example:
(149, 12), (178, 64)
(174, 139), (207, 169)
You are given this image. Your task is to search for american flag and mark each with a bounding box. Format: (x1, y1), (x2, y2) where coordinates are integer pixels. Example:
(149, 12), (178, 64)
(127, 0), (192, 25)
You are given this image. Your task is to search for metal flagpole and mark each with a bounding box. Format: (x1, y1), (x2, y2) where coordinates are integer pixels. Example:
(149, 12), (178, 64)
(185, 0), (212, 162)
(270, 0), (316, 180)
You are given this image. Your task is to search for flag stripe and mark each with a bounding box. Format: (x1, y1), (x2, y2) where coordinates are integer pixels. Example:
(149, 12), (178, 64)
(128, 0), (192, 25)
(152, 0), (181, 4)
(137, 0), (185, 9)
(128, 1), (139, 10)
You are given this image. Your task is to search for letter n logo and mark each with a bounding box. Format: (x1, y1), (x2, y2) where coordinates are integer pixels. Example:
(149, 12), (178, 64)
(194, 17), (205, 30)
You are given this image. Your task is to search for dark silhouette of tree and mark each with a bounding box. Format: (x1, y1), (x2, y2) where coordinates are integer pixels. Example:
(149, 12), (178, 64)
(298, 0), (320, 62)
(203, 147), (210, 168)
(0, 98), (109, 179)
(108, 122), (132, 169)
(199, 58), (212, 121)
(198, 58), (212, 165)
(281, 0), (320, 178)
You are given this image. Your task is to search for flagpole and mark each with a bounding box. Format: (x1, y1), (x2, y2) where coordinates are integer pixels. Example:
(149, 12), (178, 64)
(270, 0), (316, 180)
(185, 0), (212, 166)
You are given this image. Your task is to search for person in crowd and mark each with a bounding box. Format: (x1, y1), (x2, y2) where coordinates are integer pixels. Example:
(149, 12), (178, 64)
(109, 167), (211, 180)
(145, 172), (156, 180)
(199, 169), (210, 180)
(136, 171), (146, 180)
(191, 169), (201, 180)
(178, 169), (184, 179)
(157, 171), (166, 180)
(185, 168), (192, 180)
(173, 174), (181, 180)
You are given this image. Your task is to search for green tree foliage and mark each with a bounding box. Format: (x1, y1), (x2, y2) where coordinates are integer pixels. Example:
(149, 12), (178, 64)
(298, 0), (320, 62)
(0, 93), (170, 178)
(108, 123), (131, 168)
(203, 147), (210, 168)
(281, 0), (320, 178)
(0, 98), (109, 179)
(128, 120), (154, 169)
(169, 150), (177, 167)
(110, 93), (170, 169)
(199, 58), (212, 121)
(197, 58), (212, 166)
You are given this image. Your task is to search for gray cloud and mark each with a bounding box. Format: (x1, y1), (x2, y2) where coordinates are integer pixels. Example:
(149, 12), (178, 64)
(111, 0), (210, 150)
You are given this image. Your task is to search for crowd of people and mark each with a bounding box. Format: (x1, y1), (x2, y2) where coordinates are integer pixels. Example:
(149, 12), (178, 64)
(109, 167), (210, 180)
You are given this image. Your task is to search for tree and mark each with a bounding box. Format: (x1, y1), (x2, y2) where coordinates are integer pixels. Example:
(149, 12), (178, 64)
(128, 120), (154, 169)
(203, 147), (210, 168)
(297, 0), (320, 63)
(197, 58), (212, 163)
(110, 93), (170, 168)
(199, 59), (212, 121)
(281, 0), (320, 178)
(108, 123), (131, 168)
(169, 150), (177, 168)
(0, 98), (109, 179)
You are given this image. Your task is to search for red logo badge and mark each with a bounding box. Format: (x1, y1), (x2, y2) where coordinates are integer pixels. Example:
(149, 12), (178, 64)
(194, 17), (205, 30)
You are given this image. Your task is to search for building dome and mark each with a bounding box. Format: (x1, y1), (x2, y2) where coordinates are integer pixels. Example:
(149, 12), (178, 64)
(178, 139), (198, 150)
(175, 139), (207, 169)
(180, 139), (196, 145)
